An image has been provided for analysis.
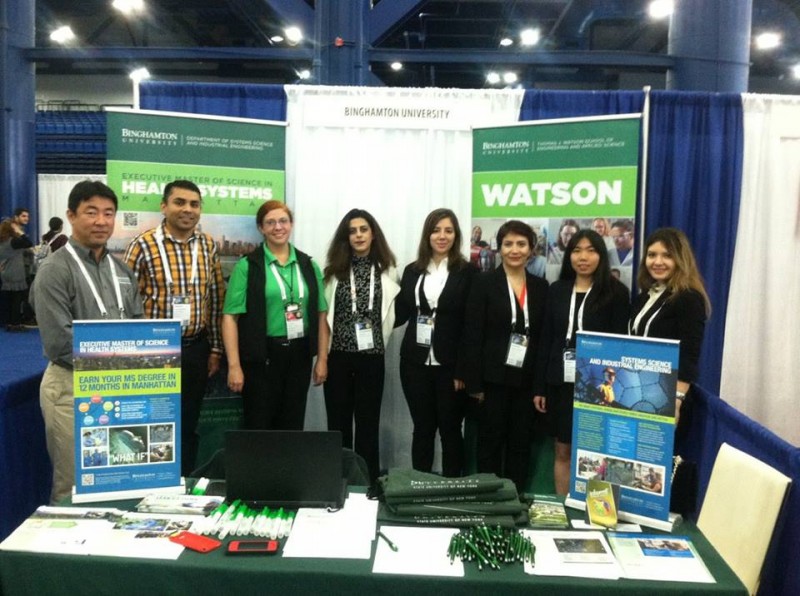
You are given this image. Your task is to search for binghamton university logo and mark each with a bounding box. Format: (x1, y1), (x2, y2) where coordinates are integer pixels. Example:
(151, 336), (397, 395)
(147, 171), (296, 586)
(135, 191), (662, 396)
(121, 128), (179, 143)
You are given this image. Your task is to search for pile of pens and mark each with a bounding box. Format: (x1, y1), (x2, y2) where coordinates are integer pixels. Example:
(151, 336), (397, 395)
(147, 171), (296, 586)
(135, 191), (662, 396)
(447, 524), (535, 570)
(193, 500), (295, 540)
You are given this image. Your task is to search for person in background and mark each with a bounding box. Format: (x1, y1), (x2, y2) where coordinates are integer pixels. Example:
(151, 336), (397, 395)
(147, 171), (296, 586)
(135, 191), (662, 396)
(547, 219), (579, 265)
(592, 217), (615, 250)
(0, 217), (34, 331)
(222, 201), (328, 431)
(30, 180), (143, 503)
(608, 219), (635, 266)
(125, 180), (226, 476)
(42, 216), (68, 252)
(629, 227), (710, 432)
(533, 229), (630, 495)
(395, 208), (476, 477)
(322, 209), (399, 482)
(463, 220), (548, 493)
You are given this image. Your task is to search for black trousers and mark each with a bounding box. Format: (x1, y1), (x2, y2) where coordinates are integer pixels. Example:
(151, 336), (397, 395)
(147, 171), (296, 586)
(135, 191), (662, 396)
(476, 381), (535, 493)
(180, 336), (210, 476)
(241, 337), (312, 431)
(400, 359), (467, 477)
(5, 290), (26, 325)
(323, 350), (385, 482)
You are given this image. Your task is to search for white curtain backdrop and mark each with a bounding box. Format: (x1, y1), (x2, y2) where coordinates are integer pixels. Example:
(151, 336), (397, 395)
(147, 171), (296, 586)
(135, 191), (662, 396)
(721, 94), (800, 447)
(37, 173), (108, 241)
(285, 85), (524, 470)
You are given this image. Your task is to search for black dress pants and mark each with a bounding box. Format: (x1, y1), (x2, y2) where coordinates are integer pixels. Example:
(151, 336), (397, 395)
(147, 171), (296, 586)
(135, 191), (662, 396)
(400, 359), (467, 477)
(323, 350), (385, 482)
(180, 336), (210, 476)
(241, 337), (312, 431)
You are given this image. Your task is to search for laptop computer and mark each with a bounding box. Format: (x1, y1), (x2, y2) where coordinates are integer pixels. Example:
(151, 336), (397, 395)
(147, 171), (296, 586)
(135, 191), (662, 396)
(224, 430), (347, 509)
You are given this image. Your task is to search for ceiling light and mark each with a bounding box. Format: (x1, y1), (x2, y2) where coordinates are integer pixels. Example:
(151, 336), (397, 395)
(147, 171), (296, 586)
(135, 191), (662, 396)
(297, 69), (311, 80)
(112, 0), (145, 15)
(486, 72), (501, 85)
(648, 0), (674, 19)
(285, 26), (303, 44)
(390, 62), (403, 71)
(270, 35), (284, 43)
(129, 67), (151, 82)
(520, 28), (540, 47)
(792, 64), (800, 79)
(499, 37), (513, 47)
(754, 32), (781, 50)
(50, 26), (76, 44)
(503, 72), (518, 84)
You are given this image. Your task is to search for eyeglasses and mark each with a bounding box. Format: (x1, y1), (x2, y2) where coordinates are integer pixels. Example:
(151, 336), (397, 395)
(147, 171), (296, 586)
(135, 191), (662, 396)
(263, 217), (291, 228)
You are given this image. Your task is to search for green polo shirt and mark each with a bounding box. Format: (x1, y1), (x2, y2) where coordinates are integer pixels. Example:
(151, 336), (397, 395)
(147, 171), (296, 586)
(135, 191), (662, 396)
(223, 243), (327, 337)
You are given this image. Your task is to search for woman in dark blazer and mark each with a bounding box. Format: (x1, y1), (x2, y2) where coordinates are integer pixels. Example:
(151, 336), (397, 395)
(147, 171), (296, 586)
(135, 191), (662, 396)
(463, 220), (548, 492)
(533, 229), (630, 495)
(396, 208), (476, 477)
(628, 228), (710, 439)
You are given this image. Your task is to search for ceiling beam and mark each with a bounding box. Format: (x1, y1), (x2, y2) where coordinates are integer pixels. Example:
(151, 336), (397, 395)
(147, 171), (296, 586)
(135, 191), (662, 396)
(24, 46), (313, 61)
(369, 0), (428, 45)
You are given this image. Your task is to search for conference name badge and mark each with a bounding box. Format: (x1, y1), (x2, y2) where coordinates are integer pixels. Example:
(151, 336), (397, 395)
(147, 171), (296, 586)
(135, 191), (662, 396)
(563, 348), (576, 383)
(284, 303), (304, 339)
(171, 295), (192, 328)
(355, 318), (375, 351)
(505, 333), (528, 368)
(416, 315), (434, 346)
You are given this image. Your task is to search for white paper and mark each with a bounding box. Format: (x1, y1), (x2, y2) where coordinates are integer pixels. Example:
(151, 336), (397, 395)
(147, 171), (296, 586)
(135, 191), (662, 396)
(281, 493), (378, 559)
(372, 526), (463, 577)
(523, 530), (622, 580)
(607, 533), (715, 583)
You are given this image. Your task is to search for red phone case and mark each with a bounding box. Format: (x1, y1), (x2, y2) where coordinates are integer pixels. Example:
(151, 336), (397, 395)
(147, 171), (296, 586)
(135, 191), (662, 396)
(227, 540), (280, 554)
(169, 531), (222, 553)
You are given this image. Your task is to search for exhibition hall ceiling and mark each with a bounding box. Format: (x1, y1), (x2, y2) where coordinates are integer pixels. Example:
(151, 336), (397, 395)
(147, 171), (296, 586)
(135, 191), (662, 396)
(32, 0), (800, 90)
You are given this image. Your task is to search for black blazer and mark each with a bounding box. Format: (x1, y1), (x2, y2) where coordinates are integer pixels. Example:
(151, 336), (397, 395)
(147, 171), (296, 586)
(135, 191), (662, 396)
(462, 266), (548, 394)
(629, 288), (707, 383)
(395, 262), (476, 374)
(534, 278), (630, 394)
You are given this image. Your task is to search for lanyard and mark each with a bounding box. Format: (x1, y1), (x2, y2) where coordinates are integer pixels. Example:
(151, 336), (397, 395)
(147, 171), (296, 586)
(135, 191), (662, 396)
(65, 243), (125, 318)
(270, 262), (304, 303)
(630, 305), (664, 337)
(155, 227), (199, 290)
(349, 264), (375, 314)
(506, 278), (529, 333)
(566, 284), (592, 344)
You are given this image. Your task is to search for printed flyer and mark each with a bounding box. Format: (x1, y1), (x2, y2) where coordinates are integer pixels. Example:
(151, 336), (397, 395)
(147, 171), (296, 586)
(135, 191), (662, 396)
(73, 319), (183, 501)
(471, 115), (640, 289)
(567, 331), (679, 527)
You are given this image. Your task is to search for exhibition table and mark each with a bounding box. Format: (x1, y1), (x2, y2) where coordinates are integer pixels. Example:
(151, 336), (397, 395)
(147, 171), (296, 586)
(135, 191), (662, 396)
(0, 496), (746, 596)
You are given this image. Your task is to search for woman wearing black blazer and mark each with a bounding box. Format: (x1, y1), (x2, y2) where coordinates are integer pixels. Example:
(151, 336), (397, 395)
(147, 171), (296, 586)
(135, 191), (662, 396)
(628, 228), (710, 437)
(463, 220), (548, 492)
(533, 229), (630, 495)
(396, 209), (476, 477)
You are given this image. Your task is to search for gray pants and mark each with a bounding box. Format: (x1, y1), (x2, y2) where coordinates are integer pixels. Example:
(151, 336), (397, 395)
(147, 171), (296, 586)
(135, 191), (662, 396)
(39, 362), (74, 504)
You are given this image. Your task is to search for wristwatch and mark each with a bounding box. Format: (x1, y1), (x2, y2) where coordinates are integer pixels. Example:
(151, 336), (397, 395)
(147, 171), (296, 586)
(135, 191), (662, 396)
(676, 390), (686, 402)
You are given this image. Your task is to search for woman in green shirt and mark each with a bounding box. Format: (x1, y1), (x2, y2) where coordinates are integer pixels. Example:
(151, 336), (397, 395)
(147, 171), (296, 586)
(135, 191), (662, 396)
(222, 200), (329, 430)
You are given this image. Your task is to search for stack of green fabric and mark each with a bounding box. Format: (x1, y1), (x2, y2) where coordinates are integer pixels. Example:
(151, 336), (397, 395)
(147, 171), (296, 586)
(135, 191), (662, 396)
(377, 469), (527, 528)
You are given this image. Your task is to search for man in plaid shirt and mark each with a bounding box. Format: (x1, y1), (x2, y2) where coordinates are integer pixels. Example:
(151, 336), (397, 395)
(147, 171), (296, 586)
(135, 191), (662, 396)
(125, 180), (225, 476)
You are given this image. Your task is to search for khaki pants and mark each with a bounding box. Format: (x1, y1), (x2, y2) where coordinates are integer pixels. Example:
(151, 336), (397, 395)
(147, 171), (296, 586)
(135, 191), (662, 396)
(39, 362), (75, 504)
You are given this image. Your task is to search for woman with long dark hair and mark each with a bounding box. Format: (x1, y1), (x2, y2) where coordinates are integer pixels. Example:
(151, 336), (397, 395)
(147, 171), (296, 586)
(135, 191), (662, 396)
(322, 208), (399, 482)
(533, 229), (630, 494)
(395, 208), (476, 477)
(463, 220), (548, 492)
(0, 218), (34, 331)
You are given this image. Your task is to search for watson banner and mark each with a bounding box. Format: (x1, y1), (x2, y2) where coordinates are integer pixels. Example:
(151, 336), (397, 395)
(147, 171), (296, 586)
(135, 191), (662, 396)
(565, 331), (679, 530)
(471, 115), (641, 287)
(72, 320), (183, 502)
(105, 108), (286, 275)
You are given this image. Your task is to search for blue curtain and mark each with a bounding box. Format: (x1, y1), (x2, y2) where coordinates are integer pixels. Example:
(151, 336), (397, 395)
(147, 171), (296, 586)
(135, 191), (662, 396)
(646, 92), (742, 393)
(139, 82), (287, 121)
(520, 89), (742, 393)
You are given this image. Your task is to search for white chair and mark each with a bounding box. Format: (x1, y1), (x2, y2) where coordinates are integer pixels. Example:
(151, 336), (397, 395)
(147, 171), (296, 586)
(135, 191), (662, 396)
(697, 442), (791, 595)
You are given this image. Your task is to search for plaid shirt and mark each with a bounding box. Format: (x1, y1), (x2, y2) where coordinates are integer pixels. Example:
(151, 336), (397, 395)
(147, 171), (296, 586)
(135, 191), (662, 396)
(125, 222), (225, 353)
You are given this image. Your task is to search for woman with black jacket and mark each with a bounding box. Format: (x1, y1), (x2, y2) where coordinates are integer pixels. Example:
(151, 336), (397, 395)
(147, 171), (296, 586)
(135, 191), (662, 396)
(533, 229), (630, 495)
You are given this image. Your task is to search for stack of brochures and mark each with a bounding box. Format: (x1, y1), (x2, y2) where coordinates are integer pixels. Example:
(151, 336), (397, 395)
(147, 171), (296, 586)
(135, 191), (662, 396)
(528, 495), (569, 529)
(136, 493), (224, 515)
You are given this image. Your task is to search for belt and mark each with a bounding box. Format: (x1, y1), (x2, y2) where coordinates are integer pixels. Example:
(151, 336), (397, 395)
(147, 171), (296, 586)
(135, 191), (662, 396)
(267, 335), (309, 348)
(182, 331), (208, 346)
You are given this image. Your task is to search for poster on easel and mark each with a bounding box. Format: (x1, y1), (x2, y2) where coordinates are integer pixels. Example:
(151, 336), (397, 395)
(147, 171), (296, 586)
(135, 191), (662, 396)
(565, 331), (679, 530)
(72, 319), (183, 503)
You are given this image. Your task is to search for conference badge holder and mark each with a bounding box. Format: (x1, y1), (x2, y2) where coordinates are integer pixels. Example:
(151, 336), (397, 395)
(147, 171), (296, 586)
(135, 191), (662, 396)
(171, 295), (192, 328)
(505, 333), (528, 368)
(355, 318), (375, 351)
(563, 348), (576, 383)
(285, 303), (304, 339)
(416, 314), (434, 346)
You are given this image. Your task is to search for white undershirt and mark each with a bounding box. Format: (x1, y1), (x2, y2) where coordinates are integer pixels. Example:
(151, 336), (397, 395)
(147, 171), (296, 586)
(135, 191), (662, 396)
(422, 257), (449, 366)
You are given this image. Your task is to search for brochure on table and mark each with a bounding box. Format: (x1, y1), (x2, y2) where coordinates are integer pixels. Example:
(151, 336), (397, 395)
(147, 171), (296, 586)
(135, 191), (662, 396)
(565, 332), (679, 530)
(73, 319), (183, 502)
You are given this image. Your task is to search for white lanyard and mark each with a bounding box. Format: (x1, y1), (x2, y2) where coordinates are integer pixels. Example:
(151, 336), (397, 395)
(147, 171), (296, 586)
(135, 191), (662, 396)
(155, 227), (199, 290)
(631, 305), (664, 337)
(506, 278), (529, 333)
(65, 243), (125, 318)
(349, 264), (375, 315)
(565, 285), (592, 344)
(270, 262), (304, 303)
